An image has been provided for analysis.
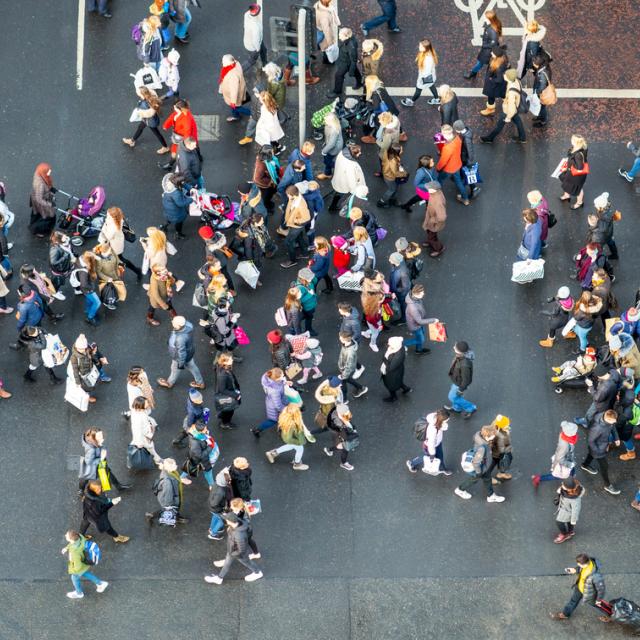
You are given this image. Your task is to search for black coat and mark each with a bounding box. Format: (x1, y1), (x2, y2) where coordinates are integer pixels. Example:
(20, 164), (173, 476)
(176, 146), (202, 185)
(82, 488), (114, 533)
(587, 414), (616, 458)
(477, 25), (500, 64)
(533, 66), (550, 96)
(230, 465), (252, 500)
(483, 61), (508, 100)
(188, 433), (213, 471)
(449, 354), (473, 391)
(440, 96), (459, 127)
(382, 348), (406, 392)
(371, 87), (399, 116)
(591, 372), (620, 413)
(215, 366), (241, 398)
(560, 148), (588, 196)
(336, 36), (359, 75)
(458, 127), (476, 166)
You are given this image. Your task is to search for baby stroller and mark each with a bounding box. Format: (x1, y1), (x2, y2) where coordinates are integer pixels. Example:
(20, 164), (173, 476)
(189, 187), (241, 232)
(311, 97), (370, 143)
(56, 186), (106, 246)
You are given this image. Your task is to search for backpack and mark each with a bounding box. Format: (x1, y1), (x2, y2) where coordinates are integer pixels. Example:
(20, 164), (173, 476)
(83, 539), (101, 566)
(68, 267), (86, 289)
(414, 416), (428, 441)
(274, 306), (288, 327)
(460, 443), (487, 474)
(510, 86), (529, 114)
(100, 282), (118, 307)
(131, 22), (143, 45)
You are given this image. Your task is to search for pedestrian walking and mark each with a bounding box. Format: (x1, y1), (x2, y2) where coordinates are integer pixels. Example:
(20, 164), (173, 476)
(242, 4), (267, 70)
(380, 336), (411, 402)
(219, 55), (250, 123)
(406, 408), (452, 474)
(404, 284), (438, 354)
(559, 135), (589, 209)
(214, 352), (241, 429)
(157, 315), (205, 390)
(67, 334), (99, 406)
(361, 38), (384, 77)
(48, 231), (77, 293)
(175, 137), (203, 191)
(580, 409), (621, 495)
(327, 28), (363, 98)
(323, 403), (360, 471)
(517, 20), (547, 78)
(86, 0), (112, 18)
(338, 331), (368, 399)
(532, 55), (553, 128)
(98, 207), (142, 280)
(421, 181), (447, 257)
(553, 478), (585, 543)
(295, 268), (318, 335)
(445, 341), (476, 417)
(185, 419), (219, 488)
(61, 530), (109, 600)
(388, 252), (410, 321)
(328, 144), (367, 211)
(453, 120), (481, 202)
(29, 163), (57, 238)
(265, 404), (313, 470)
(377, 144), (407, 208)
(279, 187), (311, 269)
(317, 112), (343, 180)
(129, 396), (163, 465)
(455, 425), (505, 502)
(464, 10), (502, 78)
(539, 287), (575, 348)
(17, 325), (64, 385)
(147, 266), (177, 326)
(401, 40), (439, 107)
(479, 46), (508, 118)
(532, 421), (578, 488)
(480, 69), (527, 144)
(255, 92), (286, 153)
(437, 85), (459, 126)
(618, 140), (640, 184)
(208, 467), (232, 540)
(488, 414), (513, 484)
(94, 242), (126, 310)
(400, 155), (436, 212)
(436, 125), (468, 205)
(80, 481), (130, 544)
(122, 86), (170, 154)
(550, 554), (606, 620)
(78, 427), (131, 494)
(159, 99), (198, 170)
(172, 388), (205, 447)
(575, 365), (619, 426)
(251, 368), (289, 436)
(361, 0), (401, 36)
(315, 0), (341, 63)
(145, 458), (192, 525)
(516, 209), (542, 261)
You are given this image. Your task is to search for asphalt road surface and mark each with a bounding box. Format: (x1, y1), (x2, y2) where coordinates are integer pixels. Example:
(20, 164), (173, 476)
(1, 1), (639, 638)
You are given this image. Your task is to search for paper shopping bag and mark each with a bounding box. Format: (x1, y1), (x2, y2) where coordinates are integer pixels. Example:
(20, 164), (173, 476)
(428, 321), (447, 343)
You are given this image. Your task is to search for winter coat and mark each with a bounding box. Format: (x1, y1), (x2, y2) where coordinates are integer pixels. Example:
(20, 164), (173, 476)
(176, 146), (202, 186)
(49, 243), (75, 275)
(78, 435), (103, 481)
(277, 163), (305, 200)
(65, 537), (90, 575)
(322, 124), (344, 157)
(16, 294), (44, 330)
(519, 220), (542, 260)
(422, 190), (447, 233)
(20, 329), (45, 368)
(503, 81), (522, 119)
(216, 366), (240, 400)
(280, 424), (307, 446)
(413, 166), (437, 190)
(315, 1), (340, 50)
(381, 347), (406, 392)
(440, 95), (459, 127)
(424, 413), (447, 456)
(351, 239), (375, 272)
(225, 518), (251, 557)
(148, 271), (173, 310)
(491, 429), (512, 458)
(468, 431), (492, 475)
(209, 309), (236, 349)
(267, 77), (286, 110)
(288, 149), (314, 182)
(436, 137), (462, 174)
(95, 253), (122, 284)
(296, 279), (317, 311)
(219, 63), (247, 107)
(297, 344), (322, 369)
(285, 305), (303, 335)
(188, 430), (213, 471)
(168, 321), (196, 365)
(483, 61), (508, 100)
(591, 371), (621, 413)
(449, 352), (473, 391)
(556, 485), (584, 525)
(533, 66), (551, 96)
(340, 309), (362, 343)
(362, 40), (384, 77)
(130, 410), (158, 450)
(519, 25), (546, 76)
(331, 146), (367, 195)
(70, 346), (94, 388)
(262, 373), (287, 421)
(255, 105), (285, 146)
(405, 294), (436, 332)
(229, 465), (252, 500)
(156, 470), (181, 509)
(183, 396), (204, 431)
(243, 11), (263, 51)
(338, 340), (358, 378)
(457, 127), (476, 167)
(573, 558), (605, 604)
(551, 436), (576, 472)
(390, 263), (411, 299)
(587, 414), (616, 458)
(270, 341), (292, 370)
(284, 196), (311, 228)
(209, 470), (232, 514)
(82, 486), (115, 532)
(381, 151), (405, 181)
(310, 252), (331, 278)
(477, 24), (500, 64)
(98, 215), (125, 256)
(141, 33), (162, 65)
(336, 35), (359, 75)
(30, 174), (55, 219)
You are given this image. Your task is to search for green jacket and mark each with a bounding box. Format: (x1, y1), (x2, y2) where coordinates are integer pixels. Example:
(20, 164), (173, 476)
(66, 536), (89, 575)
(280, 426), (306, 446)
(268, 79), (286, 110)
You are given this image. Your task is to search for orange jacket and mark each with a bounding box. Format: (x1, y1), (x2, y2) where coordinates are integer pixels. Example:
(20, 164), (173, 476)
(436, 137), (462, 174)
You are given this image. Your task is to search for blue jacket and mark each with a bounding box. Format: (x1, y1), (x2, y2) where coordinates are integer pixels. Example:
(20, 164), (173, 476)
(390, 263), (411, 298)
(303, 190), (325, 216)
(519, 220), (542, 260)
(17, 293), (44, 330)
(277, 164), (305, 200)
(413, 167), (437, 189)
(309, 252), (330, 278)
(185, 396), (204, 428)
(162, 188), (193, 224)
(287, 149), (314, 181)
(168, 321), (196, 366)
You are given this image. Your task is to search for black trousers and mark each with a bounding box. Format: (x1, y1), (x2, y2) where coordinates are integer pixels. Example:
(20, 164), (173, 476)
(314, 274), (333, 292)
(80, 518), (118, 537)
(118, 252), (142, 277)
(333, 66), (363, 94)
(484, 113), (526, 142)
(583, 453), (611, 485)
(132, 121), (168, 147)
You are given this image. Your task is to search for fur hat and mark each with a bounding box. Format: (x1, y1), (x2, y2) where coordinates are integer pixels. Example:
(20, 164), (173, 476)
(233, 457), (250, 470)
(561, 421), (578, 436)
(172, 315), (186, 330)
(593, 192), (609, 210)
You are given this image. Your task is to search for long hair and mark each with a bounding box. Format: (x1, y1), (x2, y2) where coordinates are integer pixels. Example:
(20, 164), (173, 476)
(571, 135), (588, 152)
(261, 91), (278, 114)
(574, 291), (594, 312)
(82, 251), (97, 279)
(486, 10), (502, 36)
(146, 227), (167, 254)
(139, 86), (161, 112)
(143, 16), (160, 43)
(365, 75), (383, 101)
(278, 404), (304, 438)
(489, 51), (507, 72)
(416, 39), (438, 68)
(284, 287), (301, 310)
(107, 206), (124, 229)
(353, 227), (369, 244)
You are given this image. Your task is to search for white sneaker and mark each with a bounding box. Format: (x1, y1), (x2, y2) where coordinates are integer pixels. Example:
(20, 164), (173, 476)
(454, 488), (472, 500)
(487, 494), (505, 503)
(401, 98), (415, 107)
(66, 591), (84, 599)
(323, 447), (333, 457)
(369, 342), (379, 353)
(312, 371), (323, 379)
(265, 450), (277, 464)
(7, 242), (13, 250)
(53, 291), (66, 301)
(213, 559), (225, 568)
(96, 581), (109, 593)
(244, 571), (263, 582)
(0, 306), (13, 315)
(248, 553), (261, 560)
(353, 365), (365, 380)
(205, 574), (223, 584)
(74, 288), (83, 295)
(406, 460), (417, 473)
(340, 462), (354, 471)
(353, 386), (368, 398)
(292, 462), (309, 471)
(361, 330), (372, 339)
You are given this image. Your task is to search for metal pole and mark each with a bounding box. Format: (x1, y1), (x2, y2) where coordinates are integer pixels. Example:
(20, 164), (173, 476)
(297, 8), (306, 148)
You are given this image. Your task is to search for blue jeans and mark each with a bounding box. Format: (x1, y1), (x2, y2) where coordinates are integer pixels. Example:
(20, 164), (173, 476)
(203, 468), (213, 487)
(231, 105), (251, 118)
(404, 327), (426, 351)
(87, 0), (108, 14)
(209, 512), (224, 536)
(636, 488), (640, 502)
(574, 324), (592, 351)
(470, 60), (484, 74)
(174, 9), (192, 39)
(256, 418), (277, 432)
(537, 467), (575, 482)
(437, 170), (467, 200)
(448, 384), (477, 413)
(323, 154), (336, 176)
(362, 0), (398, 31)
(410, 442), (447, 471)
(71, 571), (102, 594)
(628, 157), (640, 178)
(1, 256), (11, 273)
(161, 27), (172, 47)
(84, 292), (101, 320)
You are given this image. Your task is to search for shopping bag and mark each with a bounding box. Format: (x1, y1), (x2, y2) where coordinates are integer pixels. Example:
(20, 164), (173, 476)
(337, 270), (364, 291)
(192, 282), (207, 308)
(129, 108), (142, 123)
(551, 158), (568, 179)
(42, 333), (69, 368)
(285, 362), (302, 379)
(234, 260), (260, 289)
(428, 321), (447, 343)
(274, 306), (288, 327)
(528, 92), (542, 116)
(97, 461), (111, 491)
(81, 366), (100, 389)
(234, 326), (251, 345)
(159, 507), (177, 526)
(511, 259), (545, 283)
(64, 374), (89, 412)
(422, 456), (441, 475)
(462, 163), (482, 185)
(326, 43), (339, 63)
(127, 445), (156, 470)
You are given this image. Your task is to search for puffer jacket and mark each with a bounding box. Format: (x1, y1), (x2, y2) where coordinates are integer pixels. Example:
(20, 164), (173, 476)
(225, 518), (251, 557)
(49, 243), (74, 275)
(188, 429), (213, 471)
(587, 415), (616, 458)
(162, 178), (192, 224)
(209, 469), (232, 514)
(457, 126), (476, 166)
(338, 340), (358, 378)
(573, 558), (605, 604)
(70, 346), (94, 387)
(405, 294), (436, 332)
(261, 373), (287, 421)
(590, 370), (621, 413)
(556, 485), (585, 525)
(491, 429), (512, 458)
(155, 470), (181, 509)
(339, 308), (362, 343)
(270, 341), (292, 370)
(229, 464), (252, 500)
(78, 434), (103, 480)
(168, 321), (196, 365)
(468, 431), (492, 475)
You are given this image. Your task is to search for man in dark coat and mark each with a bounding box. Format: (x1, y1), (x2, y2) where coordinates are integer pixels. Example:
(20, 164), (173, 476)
(388, 252), (411, 324)
(157, 316), (205, 389)
(381, 336), (411, 402)
(328, 28), (363, 98)
(575, 365), (620, 426)
(445, 340), (476, 418)
(453, 120), (481, 200)
(176, 137), (203, 189)
(145, 458), (191, 525)
(580, 410), (621, 495)
(550, 553), (606, 620)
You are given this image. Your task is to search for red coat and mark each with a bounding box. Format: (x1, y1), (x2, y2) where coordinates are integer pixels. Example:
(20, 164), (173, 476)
(332, 248), (350, 274)
(163, 110), (199, 154)
(436, 137), (462, 174)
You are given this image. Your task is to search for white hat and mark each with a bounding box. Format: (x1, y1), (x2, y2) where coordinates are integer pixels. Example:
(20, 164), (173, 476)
(222, 54), (235, 66)
(388, 336), (404, 349)
(167, 49), (180, 65)
(172, 315), (186, 329)
(593, 192), (609, 210)
(556, 286), (571, 299)
(75, 334), (88, 350)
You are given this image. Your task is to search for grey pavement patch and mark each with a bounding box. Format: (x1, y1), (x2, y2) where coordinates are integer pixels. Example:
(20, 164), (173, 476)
(193, 115), (221, 142)
(66, 455), (80, 471)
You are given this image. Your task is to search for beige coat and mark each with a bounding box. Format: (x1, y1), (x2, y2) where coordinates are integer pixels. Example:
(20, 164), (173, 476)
(422, 190), (447, 233)
(315, 1), (340, 51)
(362, 40), (383, 77)
(98, 215), (125, 256)
(96, 253), (127, 301)
(148, 272), (174, 310)
(219, 64), (247, 107)
(503, 80), (521, 120)
(284, 196), (311, 228)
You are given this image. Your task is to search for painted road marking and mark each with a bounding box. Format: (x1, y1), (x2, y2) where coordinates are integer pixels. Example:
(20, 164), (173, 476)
(76, 0), (85, 90)
(346, 87), (640, 99)
(193, 115), (222, 142)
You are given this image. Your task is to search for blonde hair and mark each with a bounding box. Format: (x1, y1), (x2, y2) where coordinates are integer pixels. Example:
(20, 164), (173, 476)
(526, 19), (539, 33)
(314, 236), (330, 252)
(571, 135), (588, 152)
(440, 124), (455, 141)
(416, 39), (438, 69)
(217, 352), (234, 368)
(261, 91), (278, 114)
(144, 16), (161, 43)
(146, 227), (167, 254)
(284, 287), (301, 310)
(365, 75), (383, 101)
(353, 227), (369, 243)
(207, 273), (228, 294)
(278, 404), (304, 438)
(324, 111), (340, 130)
(437, 84), (455, 103)
(302, 141), (316, 155)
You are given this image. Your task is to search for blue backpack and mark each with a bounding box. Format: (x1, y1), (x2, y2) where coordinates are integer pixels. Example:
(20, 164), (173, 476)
(84, 539), (102, 566)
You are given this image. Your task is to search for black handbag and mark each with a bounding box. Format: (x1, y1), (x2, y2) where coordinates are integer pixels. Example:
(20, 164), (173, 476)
(498, 451), (513, 472)
(420, 74), (434, 85)
(182, 457), (201, 478)
(547, 212), (557, 228)
(214, 392), (239, 413)
(122, 220), (136, 243)
(127, 445), (156, 470)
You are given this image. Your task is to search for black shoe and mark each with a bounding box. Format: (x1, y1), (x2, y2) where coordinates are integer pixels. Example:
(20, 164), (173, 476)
(463, 71), (477, 79)
(383, 395), (397, 403)
(176, 516), (190, 524)
(116, 484), (132, 491)
(309, 330), (319, 337)
(415, 348), (430, 355)
(480, 136), (493, 144)
(388, 27), (402, 33)
(158, 224), (168, 232)
(461, 411), (474, 420)
(51, 313), (65, 321)
(376, 199), (390, 208)
(175, 36), (190, 44)
(172, 438), (187, 447)
(158, 161), (174, 171)
(511, 136), (527, 144)
(9, 342), (22, 351)
(326, 92), (339, 99)
(85, 317), (99, 326)
(23, 371), (36, 383)
(174, 232), (186, 240)
(251, 428), (261, 438)
(401, 387), (413, 394)
(533, 121), (548, 128)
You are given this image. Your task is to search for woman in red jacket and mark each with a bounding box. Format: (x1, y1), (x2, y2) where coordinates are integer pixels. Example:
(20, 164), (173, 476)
(159, 99), (199, 170)
(436, 125), (468, 205)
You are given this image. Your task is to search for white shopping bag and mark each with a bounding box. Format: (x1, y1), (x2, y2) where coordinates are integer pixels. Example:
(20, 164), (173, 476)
(422, 456), (441, 475)
(326, 43), (339, 64)
(528, 92), (541, 117)
(42, 333), (69, 368)
(551, 157), (568, 179)
(337, 270), (365, 291)
(235, 260), (260, 289)
(511, 259), (545, 284)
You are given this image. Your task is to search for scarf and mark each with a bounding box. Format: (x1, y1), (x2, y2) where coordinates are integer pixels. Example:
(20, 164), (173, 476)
(219, 62), (236, 85)
(168, 469), (183, 504)
(560, 432), (578, 445)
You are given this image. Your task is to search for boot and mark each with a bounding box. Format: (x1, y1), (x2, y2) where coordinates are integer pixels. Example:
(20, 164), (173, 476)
(480, 102), (496, 117)
(620, 450), (636, 461)
(283, 67), (296, 87)
(0, 387), (11, 399)
(112, 535), (130, 543)
(146, 311), (160, 326)
(564, 331), (577, 339)
(47, 368), (64, 385)
(539, 337), (555, 348)
(23, 369), (36, 383)
(305, 69), (320, 85)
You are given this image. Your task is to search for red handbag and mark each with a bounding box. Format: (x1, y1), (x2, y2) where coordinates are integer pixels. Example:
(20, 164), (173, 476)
(570, 162), (590, 176)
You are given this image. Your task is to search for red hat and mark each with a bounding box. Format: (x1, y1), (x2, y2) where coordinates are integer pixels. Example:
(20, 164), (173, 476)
(249, 4), (261, 15)
(267, 330), (282, 344)
(198, 225), (214, 241)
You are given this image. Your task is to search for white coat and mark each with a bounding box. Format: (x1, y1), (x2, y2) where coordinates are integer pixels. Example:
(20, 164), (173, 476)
(331, 149), (367, 195)
(130, 410), (161, 461)
(416, 53), (436, 89)
(159, 57), (180, 92)
(424, 412), (448, 456)
(98, 215), (125, 256)
(255, 105), (285, 146)
(243, 12), (263, 52)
